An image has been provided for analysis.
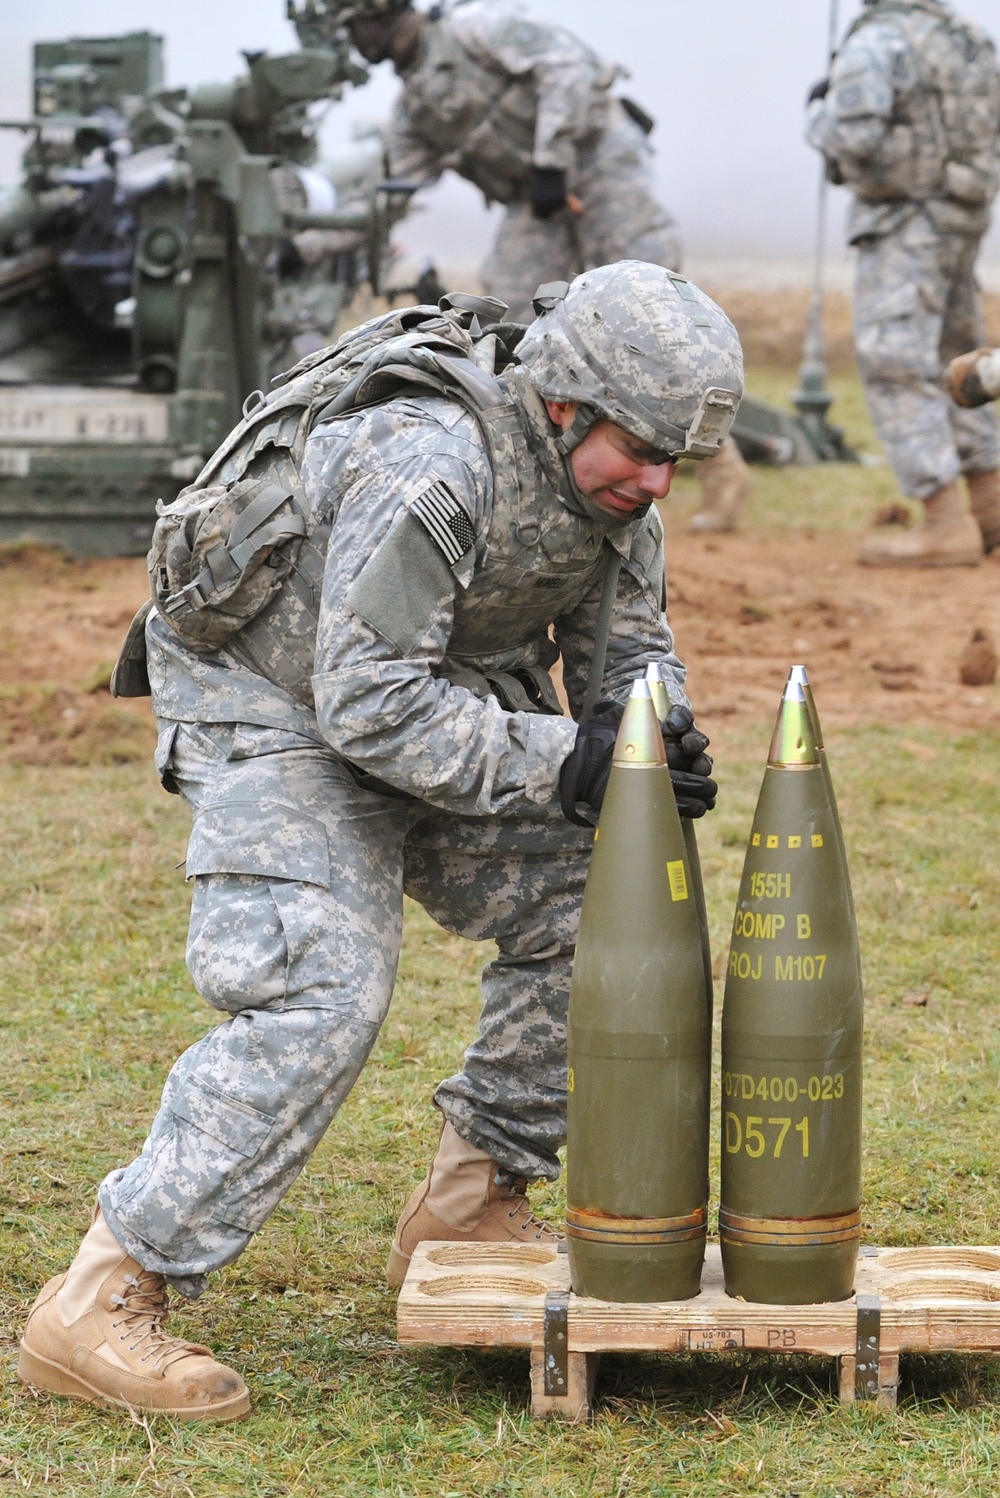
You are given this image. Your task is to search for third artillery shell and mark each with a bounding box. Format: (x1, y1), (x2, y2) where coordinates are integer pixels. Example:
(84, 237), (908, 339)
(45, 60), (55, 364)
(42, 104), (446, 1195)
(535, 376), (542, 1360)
(567, 678), (711, 1302)
(719, 672), (863, 1304)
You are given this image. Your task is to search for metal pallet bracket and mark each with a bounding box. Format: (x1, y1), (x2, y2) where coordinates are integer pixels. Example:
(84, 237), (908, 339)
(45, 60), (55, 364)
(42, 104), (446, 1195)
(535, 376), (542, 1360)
(855, 1293), (882, 1401)
(543, 1289), (570, 1396)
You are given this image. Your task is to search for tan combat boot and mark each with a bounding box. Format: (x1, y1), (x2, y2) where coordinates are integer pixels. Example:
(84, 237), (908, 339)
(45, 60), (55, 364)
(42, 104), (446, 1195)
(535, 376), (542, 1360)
(689, 436), (752, 533)
(966, 469), (1000, 553)
(18, 1211), (250, 1421)
(386, 1122), (560, 1288)
(858, 480), (983, 567)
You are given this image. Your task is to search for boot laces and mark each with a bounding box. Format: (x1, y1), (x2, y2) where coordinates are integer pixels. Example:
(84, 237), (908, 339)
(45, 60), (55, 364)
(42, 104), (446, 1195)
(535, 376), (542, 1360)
(505, 1197), (562, 1238)
(108, 1271), (209, 1372)
(493, 1172), (562, 1239)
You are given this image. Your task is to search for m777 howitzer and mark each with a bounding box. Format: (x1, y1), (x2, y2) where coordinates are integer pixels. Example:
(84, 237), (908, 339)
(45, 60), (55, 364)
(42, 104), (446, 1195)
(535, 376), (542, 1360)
(0, 29), (433, 557)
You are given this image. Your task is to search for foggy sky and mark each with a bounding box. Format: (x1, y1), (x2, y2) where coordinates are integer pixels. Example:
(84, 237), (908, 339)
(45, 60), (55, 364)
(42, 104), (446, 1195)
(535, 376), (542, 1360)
(2, 0), (999, 269)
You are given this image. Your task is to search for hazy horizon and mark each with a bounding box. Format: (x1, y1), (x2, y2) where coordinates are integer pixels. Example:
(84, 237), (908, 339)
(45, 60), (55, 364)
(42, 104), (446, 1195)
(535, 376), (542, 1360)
(2, 0), (998, 273)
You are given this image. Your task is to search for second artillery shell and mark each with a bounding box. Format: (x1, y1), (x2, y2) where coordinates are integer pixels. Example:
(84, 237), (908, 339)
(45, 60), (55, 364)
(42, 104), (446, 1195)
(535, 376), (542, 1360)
(720, 673), (863, 1304)
(567, 679), (711, 1302)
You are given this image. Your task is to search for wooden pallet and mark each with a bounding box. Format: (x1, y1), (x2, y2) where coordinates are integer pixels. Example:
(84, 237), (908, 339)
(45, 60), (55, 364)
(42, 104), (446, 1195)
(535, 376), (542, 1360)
(397, 1241), (1000, 1420)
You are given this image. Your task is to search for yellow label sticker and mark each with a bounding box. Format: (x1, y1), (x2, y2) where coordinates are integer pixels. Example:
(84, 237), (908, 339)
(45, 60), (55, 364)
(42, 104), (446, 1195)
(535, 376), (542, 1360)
(766, 835), (779, 849)
(788, 835), (802, 848)
(752, 833), (761, 847)
(811, 834), (824, 848)
(667, 859), (689, 902)
(567, 1067), (575, 1093)
(593, 828), (599, 842)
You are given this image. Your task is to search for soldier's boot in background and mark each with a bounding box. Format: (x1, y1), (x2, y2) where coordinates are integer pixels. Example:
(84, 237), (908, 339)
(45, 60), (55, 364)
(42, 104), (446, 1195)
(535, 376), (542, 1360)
(18, 1211), (250, 1420)
(966, 470), (1000, 553)
(689, 435), (752, 533)
(858, 480), (983, 567)
(386, 1121), (561, 1288)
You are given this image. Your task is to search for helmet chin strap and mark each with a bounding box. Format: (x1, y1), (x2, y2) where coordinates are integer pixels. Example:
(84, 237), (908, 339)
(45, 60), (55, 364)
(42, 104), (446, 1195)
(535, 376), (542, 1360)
(551, 403), (651, 529)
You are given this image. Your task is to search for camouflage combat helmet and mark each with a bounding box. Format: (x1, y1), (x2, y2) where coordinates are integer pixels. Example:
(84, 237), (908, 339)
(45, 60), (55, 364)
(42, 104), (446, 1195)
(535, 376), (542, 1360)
(288, 0), (410, 34)
(516, 260), (744, 462)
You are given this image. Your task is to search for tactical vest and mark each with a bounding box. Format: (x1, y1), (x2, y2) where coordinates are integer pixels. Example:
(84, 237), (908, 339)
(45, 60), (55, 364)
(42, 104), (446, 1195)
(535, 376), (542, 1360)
(839, 0), (1000, 222)
(229, 369), (632, 715)
(124, 301), (650, 719)
(399, 5), (612, 203)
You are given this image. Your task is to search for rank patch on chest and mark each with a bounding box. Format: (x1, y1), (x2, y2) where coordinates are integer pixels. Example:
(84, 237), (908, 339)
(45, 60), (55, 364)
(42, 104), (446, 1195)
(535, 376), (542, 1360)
(405, 480), (476, 567)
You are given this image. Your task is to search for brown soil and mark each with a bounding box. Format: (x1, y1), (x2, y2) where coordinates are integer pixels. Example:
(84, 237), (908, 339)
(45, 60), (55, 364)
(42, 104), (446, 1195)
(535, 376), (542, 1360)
(700, 288), (1000, 373)
(661, 524), (1000, 742)
(0, 544), (155, 767)
(3, 527), (1000, 767)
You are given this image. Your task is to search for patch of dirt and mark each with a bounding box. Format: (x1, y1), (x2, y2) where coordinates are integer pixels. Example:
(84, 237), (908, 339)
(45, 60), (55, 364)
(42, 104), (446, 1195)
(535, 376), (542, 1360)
(3, 518), (1000, 766)
(0, 544), (154, 766)
(699, 287), (1000, 372)
(662, 524), (1000, 741)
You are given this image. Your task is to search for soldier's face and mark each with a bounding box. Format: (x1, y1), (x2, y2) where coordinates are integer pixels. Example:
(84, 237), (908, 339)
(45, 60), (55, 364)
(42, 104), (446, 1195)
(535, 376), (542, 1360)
(349, 16), (398, 62)
(545, 401), (676, 518)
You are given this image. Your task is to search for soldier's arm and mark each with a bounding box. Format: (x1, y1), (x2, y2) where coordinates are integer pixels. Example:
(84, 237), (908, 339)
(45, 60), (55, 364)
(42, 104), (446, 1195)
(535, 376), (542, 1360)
(555, 509), (688, 721)
(385, 97), (443, 188)
(806, 20), (910, 165)
(309, 403), (577, 815)
(458, 8), (604, 174)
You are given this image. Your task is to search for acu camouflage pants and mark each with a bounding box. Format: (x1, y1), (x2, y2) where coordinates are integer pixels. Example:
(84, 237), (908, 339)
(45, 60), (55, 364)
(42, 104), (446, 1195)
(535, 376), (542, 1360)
(99, 720), (592, 1296)
(853, 212), (1000, 499)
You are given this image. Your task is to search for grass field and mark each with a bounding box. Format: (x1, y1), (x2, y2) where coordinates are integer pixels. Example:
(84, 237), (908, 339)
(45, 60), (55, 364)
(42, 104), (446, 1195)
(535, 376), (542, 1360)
(4, 372), (1000, 1494)
(4, 724), (1000, 1493)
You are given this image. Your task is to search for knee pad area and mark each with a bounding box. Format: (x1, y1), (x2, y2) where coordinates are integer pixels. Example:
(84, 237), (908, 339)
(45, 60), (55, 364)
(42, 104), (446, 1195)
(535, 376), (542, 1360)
(187, 874), (290, 1013)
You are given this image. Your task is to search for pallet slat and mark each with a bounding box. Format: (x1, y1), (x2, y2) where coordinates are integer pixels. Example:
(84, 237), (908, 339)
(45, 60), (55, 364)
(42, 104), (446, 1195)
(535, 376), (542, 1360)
(396, 1242), (1000, 1418)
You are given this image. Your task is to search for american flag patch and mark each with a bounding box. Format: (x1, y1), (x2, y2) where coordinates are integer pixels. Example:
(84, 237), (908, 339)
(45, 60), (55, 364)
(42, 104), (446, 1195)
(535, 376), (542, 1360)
(405, 481), (476, 567)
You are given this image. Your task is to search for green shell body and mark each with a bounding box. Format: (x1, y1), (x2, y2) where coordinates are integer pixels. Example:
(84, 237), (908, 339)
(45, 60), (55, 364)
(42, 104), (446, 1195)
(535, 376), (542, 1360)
(567, 694), (711, 1302)
(720, 701), (863, 1304)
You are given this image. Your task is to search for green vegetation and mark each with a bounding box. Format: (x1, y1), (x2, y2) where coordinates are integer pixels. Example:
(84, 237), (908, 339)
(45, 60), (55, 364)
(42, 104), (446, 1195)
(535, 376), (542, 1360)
(3, 714), (1000, 1494)
(670, 368), (910, 533)
(2, 370), (999, 1492)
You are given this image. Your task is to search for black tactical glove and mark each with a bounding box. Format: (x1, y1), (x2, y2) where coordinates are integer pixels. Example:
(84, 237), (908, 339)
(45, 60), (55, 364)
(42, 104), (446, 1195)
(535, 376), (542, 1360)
(530, 166), (568, 219)
(661, 702), (717, 819)
(560, 699), (623, 826)
(807, 77), (830, 104)
(559, 699), (718, 826)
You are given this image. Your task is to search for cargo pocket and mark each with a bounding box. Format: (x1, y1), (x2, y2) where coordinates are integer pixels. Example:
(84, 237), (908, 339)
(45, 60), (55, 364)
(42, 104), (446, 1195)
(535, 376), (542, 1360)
(186, 802), (331, 887)
(170, 1075), (273, 1159)
(153, 721), (180, 794)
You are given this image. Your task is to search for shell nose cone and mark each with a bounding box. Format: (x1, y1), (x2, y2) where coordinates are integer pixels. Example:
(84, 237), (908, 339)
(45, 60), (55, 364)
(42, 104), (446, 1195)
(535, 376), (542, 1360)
(614, 678), (666, 766)
(785, 663), (824, 748)
(768, 671), (820, 767)
(644, 662), (671, 724)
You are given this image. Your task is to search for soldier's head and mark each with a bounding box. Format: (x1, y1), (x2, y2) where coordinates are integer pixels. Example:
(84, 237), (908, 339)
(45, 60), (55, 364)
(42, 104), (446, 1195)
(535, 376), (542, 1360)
(290, 0), (419, 67)
(516, 261), (744, 524)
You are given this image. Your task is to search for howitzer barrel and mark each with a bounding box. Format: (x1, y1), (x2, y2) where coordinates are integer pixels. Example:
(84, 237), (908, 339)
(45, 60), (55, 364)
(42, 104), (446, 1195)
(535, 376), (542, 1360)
(0, 184), (75, 251)
(289, 207), (371, 233)
(567, 678), (711, 1302)
(719, 672), (863, 1304)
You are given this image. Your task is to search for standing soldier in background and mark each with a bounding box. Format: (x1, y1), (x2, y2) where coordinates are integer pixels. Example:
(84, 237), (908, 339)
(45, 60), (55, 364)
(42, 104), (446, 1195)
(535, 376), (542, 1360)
(293, 0), (752, 533)
(807, 0), (1000, 567)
